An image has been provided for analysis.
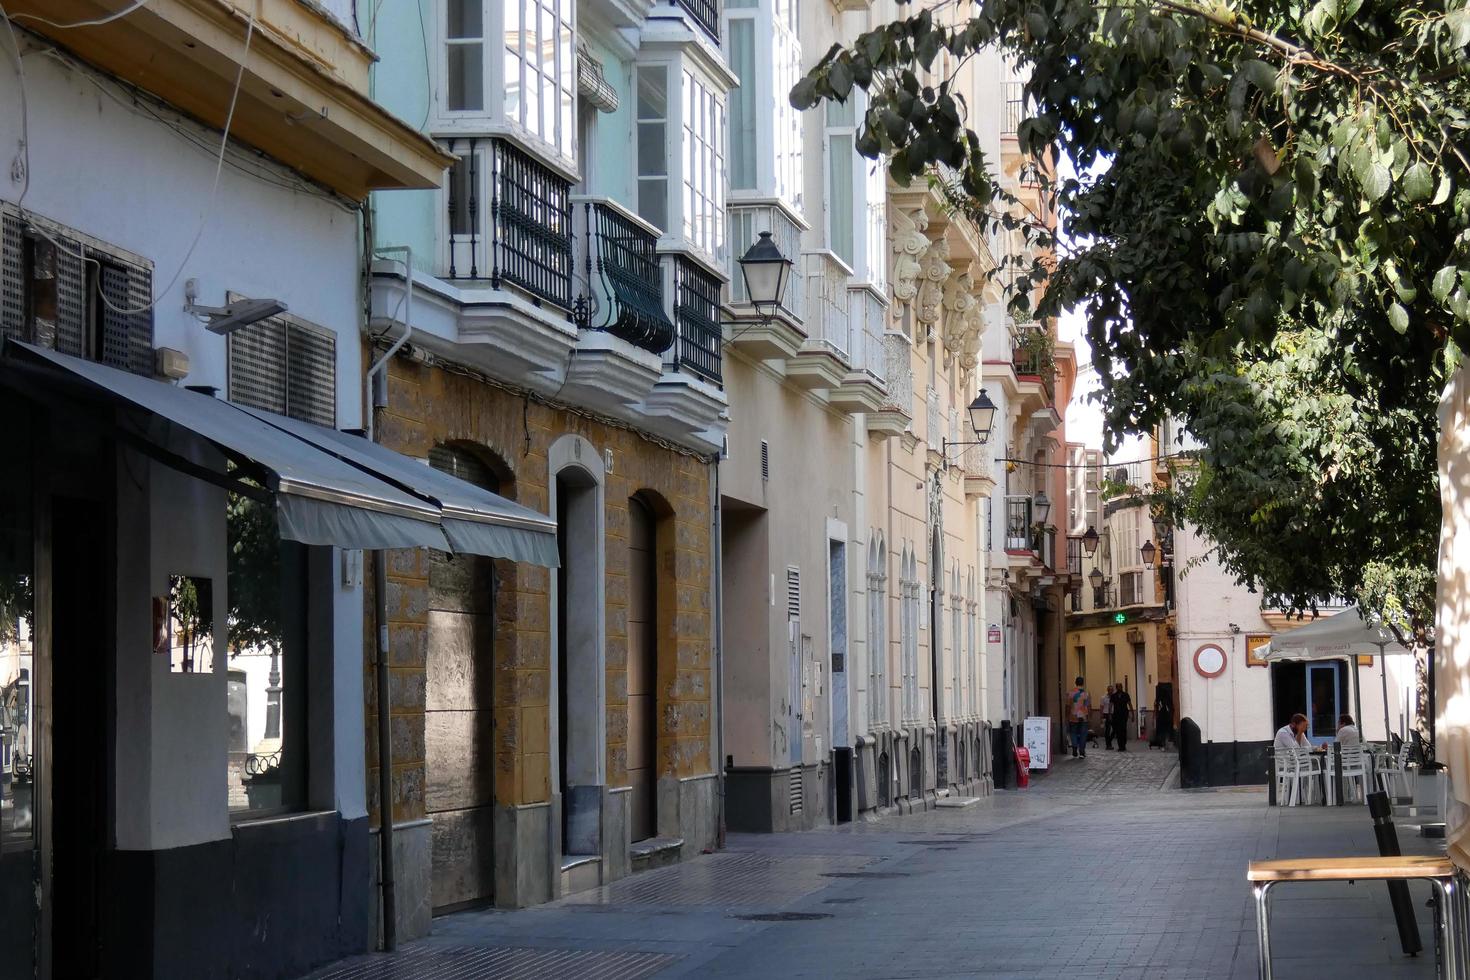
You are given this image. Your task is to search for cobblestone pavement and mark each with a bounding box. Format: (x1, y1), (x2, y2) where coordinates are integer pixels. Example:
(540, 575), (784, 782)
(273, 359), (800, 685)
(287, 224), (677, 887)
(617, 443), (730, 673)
(307, 743), (1446, 980)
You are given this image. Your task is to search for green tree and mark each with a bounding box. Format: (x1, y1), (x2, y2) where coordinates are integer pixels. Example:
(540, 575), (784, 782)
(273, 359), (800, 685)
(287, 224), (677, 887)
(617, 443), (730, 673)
(227, 492), (283, 657)
(794, 0), (1469, 639)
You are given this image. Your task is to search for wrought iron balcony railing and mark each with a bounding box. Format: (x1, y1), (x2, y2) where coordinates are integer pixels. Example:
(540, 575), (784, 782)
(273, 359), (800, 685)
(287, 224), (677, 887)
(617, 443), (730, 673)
(1004, 495), (1036, 552)
(729, 204), (805, 323)
(1003, 80), (1024, 136)
(846, 286), (887, 385)
(670, 255), (723, 386)
(573, 197), (675, 355)
(443, 137), (572, 310)
(672, 0), (719, 41)
(1067, 537), (1083, 576)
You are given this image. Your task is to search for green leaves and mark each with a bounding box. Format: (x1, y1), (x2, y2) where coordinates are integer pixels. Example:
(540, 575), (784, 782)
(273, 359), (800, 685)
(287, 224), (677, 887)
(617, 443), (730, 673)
(793, 0), (1468, 621)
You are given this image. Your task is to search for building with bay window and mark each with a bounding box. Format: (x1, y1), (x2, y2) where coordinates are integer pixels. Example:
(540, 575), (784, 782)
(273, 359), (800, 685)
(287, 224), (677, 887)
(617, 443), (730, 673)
(361, 0), (729, 938)
(0, 0), (466, 976)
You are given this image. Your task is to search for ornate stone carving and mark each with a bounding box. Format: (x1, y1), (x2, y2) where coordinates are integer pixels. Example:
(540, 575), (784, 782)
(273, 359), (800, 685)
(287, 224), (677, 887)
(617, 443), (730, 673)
(941, 270), (979, 362)
(916, 237), (950, 334)
(890, 209), (930, 307)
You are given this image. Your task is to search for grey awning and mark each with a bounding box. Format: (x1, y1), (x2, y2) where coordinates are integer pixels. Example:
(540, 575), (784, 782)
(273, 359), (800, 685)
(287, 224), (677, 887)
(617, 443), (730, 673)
(4, 342), (451, 552)
(236, 406), (559, 567)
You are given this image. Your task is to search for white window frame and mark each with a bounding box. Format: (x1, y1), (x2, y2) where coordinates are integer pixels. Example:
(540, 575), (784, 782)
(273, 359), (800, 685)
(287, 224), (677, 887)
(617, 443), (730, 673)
(434, 0), (577, 168)
(635, 55), (728, 263)
(722, 0), (802, 210)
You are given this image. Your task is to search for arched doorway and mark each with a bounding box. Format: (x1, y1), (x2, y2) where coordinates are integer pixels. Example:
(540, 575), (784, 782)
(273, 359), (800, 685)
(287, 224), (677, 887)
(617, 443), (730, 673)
(425, 443), (508, 912)
(626, 495), (659, 841)
(553, 449), (604, 859)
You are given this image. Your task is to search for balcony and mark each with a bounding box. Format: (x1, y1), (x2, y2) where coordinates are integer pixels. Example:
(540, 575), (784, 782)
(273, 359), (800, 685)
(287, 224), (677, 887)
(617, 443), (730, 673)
(1004, 495), (1038, 553)
(827, 286), (888, 413)
(561, 198), (673, 410)
(726, 204), (807, 360)
(867, 332), (914, 441)
(1003, 80), (1025, 138)
(962, 442), (994, 498)
(444, 138), (573, 310)
(636, 253), (727, 449)
(1066, 537), (1083, 576)
(673, 0), (721, 41)
(786, 251), (852, 392)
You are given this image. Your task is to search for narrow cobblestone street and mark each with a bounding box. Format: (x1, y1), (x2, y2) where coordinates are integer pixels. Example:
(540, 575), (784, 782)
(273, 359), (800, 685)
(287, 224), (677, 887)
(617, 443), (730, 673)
(307, 745), (1445, 979)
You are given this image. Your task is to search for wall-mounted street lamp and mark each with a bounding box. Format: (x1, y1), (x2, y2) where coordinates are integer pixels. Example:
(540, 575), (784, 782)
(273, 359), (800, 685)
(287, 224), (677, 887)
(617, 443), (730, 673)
(1140, 539), (1157, 569)
(940, 390), (999, 467)
(1089, 566), (1104, 589)
(1082, 525), (1099, 557)
(1033, 489), (1052, 525)
(737, 231), (793, 320)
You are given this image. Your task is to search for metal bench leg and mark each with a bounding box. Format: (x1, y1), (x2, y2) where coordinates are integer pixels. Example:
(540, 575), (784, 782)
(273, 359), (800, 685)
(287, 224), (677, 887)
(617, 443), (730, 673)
(1432, 878), (1459, 980)
(1255, 882), (1274, 980)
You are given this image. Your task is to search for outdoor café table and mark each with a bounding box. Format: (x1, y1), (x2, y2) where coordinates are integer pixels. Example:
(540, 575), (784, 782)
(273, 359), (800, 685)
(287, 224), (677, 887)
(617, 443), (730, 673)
(1247, 855), (1461, 980)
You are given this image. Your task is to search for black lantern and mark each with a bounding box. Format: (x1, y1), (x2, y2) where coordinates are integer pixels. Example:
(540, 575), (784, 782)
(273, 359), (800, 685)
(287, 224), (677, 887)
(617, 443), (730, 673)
(737, 231), (793, 315)
(1140, 539), (1156, 569)
(1033, 490), (1051, 525)
(1089, 566), (1104, 589)
(966, 389), (998, 445)
(1081, 525), (1099, 557)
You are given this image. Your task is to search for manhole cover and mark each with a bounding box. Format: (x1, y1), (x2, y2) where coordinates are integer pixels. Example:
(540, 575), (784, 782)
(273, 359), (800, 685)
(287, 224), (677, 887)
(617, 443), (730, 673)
(731, 912), (834, 922)
(821, 871), (911, 879)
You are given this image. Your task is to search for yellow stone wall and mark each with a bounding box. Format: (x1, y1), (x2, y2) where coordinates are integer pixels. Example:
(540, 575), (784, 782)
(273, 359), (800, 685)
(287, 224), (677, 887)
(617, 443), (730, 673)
(364, 354), (714, 824)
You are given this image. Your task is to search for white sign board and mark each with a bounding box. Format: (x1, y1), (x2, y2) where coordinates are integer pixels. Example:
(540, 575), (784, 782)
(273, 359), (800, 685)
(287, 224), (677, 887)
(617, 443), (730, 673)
(1023, 716), (1052, 771)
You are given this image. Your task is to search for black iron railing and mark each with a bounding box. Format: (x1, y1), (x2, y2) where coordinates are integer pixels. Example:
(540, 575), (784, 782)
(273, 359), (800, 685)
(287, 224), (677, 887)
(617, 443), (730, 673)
(672, 256), (723, 385)
(1069, 586), (1084, 612)
(1067, 537), (1082, 576)
(1004, 496), (1035, 551)
(1003, 81), (1024, 136)
(443, 137), (572, 310)
(582, 201), (675, 354)
(672, 0), (719, 40)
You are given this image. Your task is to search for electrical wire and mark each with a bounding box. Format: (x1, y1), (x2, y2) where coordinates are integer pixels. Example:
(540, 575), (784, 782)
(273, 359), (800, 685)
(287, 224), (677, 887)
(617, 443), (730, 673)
(17, 10), (256, 318)
(11, 0), (150, 30)
(996, 451), (1192, 469)
(0, 1), (32, 208)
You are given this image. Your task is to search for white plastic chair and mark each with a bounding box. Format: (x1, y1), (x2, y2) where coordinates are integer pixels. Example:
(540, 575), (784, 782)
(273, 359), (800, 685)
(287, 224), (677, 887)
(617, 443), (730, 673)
(1277, 747), (1323, 806)
(1327, 745), (1373, 804)
(1375, 743), (1413, 800)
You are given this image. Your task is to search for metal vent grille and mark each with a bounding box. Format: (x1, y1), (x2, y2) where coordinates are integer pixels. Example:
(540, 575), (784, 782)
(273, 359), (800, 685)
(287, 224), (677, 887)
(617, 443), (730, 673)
(99, 261), (154, 374)
(760, 439), (769, 481)
(285, 321), (336, 426)
(0, 210), (23, 341)
(789, 766), (804, 814)
(228, 319), (288, 414)
(228, 316), (336, 426)
(53, 238), (86, 356)
(786, 567), (800, 620)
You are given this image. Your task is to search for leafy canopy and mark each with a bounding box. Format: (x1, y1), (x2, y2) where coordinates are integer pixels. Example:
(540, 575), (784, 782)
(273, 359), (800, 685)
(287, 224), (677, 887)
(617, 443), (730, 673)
(795, 0), (1470, 638)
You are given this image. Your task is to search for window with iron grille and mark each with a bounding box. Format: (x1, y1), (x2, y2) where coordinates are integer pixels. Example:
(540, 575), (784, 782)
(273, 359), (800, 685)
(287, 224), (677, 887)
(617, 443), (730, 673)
(1, 205), (153, 375)
(439, 137), (573, 310)
(1120, 570), (1142, 606)
(672, 256), (723, 385)
(227, 312), (337, 427)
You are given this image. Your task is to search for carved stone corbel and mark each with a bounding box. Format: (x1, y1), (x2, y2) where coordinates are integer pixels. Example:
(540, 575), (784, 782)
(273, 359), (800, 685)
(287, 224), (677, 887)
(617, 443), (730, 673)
(915, 237), (950, 337)
(890, 208), (930, 307)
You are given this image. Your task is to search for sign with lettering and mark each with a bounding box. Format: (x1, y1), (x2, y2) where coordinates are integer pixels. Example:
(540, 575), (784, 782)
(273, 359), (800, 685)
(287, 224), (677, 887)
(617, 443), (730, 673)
(987, 624), (1002, 644)
(1023, 716), (1051, 770)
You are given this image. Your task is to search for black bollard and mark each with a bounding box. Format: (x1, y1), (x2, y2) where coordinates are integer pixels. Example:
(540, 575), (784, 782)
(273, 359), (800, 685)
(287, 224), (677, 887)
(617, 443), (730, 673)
(1368, 790), (1423, 956)
(1267, 746), (1277, 806)
(1334, 742), (1345, 806)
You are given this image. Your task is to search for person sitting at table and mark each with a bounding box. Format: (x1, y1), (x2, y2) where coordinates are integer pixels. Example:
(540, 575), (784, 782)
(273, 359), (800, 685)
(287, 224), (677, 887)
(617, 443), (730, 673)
(1336, 714), (1361, 748)
(1275, 713), (1314, 751)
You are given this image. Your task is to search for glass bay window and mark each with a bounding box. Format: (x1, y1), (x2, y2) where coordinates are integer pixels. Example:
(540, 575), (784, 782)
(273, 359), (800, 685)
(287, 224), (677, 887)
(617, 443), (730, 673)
(825, 87), (887, 291)
(441, 0), (576, 166)
(723, 0), (802, 210)
(635, 58), (728, 264)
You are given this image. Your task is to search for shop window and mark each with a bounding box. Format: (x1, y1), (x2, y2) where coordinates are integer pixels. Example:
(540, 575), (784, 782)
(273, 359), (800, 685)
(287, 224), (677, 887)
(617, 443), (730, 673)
(0, 401), (33, 846)
(158, 574), (216, 673)
(226, 491), (308, 817)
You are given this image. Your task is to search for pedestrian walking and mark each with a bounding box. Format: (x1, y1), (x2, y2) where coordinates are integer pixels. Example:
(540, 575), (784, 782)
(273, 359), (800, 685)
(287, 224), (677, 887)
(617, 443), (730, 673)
(1068, 677), (1091, 758)
(1150, 684), (1174, 748)
(1110, 684), (1133, 751)
(1101, 684), (1116, 749)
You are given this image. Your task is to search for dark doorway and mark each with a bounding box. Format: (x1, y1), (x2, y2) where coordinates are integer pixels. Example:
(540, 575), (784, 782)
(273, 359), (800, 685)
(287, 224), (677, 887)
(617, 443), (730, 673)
(626, 497), (657, 842)
(555, 467), (599, 857)
(928, 532), (942, 726)
(1271, 660), (1350, 745)
(833, 747), (852, 823)
(50, 495), (110, 978)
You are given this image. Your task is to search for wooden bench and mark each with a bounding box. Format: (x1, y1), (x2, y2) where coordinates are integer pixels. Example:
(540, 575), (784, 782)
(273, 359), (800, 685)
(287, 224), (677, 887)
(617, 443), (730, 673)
(1247, 855), (1462, 979)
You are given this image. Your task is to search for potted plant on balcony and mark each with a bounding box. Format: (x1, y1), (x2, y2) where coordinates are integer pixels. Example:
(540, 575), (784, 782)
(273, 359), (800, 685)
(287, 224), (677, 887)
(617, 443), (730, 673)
(1015, 327), (1055, 381)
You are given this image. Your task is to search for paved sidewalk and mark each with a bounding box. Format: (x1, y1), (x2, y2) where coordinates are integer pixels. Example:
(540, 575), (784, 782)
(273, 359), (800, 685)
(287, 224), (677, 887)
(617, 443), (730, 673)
(307, 748), (1447, 980)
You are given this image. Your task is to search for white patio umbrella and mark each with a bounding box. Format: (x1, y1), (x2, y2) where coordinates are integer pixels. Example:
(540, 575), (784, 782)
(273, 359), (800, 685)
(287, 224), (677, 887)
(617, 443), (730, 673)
(1260, 611), (1413, 742)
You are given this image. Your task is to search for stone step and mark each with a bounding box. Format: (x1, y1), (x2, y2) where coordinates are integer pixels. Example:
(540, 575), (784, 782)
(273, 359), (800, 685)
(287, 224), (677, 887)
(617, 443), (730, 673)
(560, 855), (601, 896)
(630, 836), (684, 873)
(935, 796), (981, 809)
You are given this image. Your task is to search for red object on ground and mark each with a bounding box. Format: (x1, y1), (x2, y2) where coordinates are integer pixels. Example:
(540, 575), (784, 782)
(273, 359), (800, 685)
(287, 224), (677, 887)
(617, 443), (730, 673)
(1014, 746), (1030, 788)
